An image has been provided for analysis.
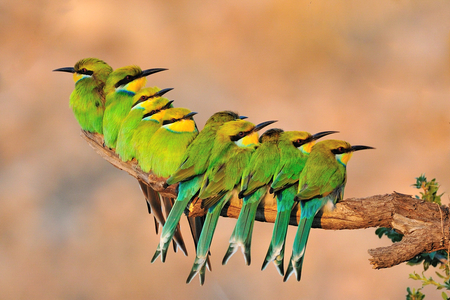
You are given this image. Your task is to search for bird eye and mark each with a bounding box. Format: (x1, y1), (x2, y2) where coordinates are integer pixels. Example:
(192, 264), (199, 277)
(238, 132), (245, 137)
(172, 118), (176, 122)
(82, 68), (87, 73)
(126, 75), (131, 80)
(140, 96), (146, 100)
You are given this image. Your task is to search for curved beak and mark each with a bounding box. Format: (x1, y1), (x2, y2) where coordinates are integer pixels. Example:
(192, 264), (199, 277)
(239, 115), (248, 120)
(53, 67), (75, 73)
(183, 111), (198, 119)
(351, 145), (375, 152)
(153, 87), (174, 98)
(141, 68), (168, 78)
(162, 100), (175, 110)
(254, 120), (277, 132)
(312, 130), (339, 141)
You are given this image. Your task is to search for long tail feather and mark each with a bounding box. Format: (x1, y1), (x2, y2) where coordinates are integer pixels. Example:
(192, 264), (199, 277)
(188, 216), (211, 271)
(261, 187), (296, 275)
(223, 187), (266, 265)
(283, 216), (313, 282)
(162, 196), (188, 256)
(137, 180), (160, 234)
(187, 195), (229, 285)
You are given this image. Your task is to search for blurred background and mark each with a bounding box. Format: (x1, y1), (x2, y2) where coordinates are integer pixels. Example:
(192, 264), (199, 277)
(1, 0), (450, 299)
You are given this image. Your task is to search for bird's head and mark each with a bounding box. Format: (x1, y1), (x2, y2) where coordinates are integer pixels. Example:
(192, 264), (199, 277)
(218, 119), (277, 148)
(104, 66), (167, 95)
(285, 130), (338, 154)
(315, 139), (374, 166)
(53, 57), (112, 84)
(259, 128), (284, 143)
(132, 87), (173, 108)
(205, 111), (247, 126)
(161, 108), (197, 133)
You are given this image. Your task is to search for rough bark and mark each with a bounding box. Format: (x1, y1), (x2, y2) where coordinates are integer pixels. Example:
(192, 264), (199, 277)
(81, 130), (450, 270)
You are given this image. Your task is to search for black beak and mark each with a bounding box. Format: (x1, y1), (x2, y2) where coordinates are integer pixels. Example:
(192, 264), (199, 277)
(183, 112), (198, 119)
(312, 131), (339, 141)
(53, 67), (75, 73)
(239, 115), (248, 120)
(253, 120), (277, 132)
(351, 145), (375, 152)
(162, 100), (175, 110)
(153, 88), (173, 98)
(140, 68), (168, 78)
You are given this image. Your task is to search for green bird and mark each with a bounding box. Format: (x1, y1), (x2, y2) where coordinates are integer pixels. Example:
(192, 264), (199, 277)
(146, 107), (199, 178)
(152, 111), (246, 263)
(115, 87), (173, 162)
(186, 119), (276, 285)
(54, 58), (113, 134)
(103, 65), (167, 149)
(283, 139), (373, 282)
(222, 128), (284, 266)
(262, 130), (337, 275)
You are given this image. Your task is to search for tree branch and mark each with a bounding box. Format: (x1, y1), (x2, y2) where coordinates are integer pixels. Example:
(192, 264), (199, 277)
(81, 130), (450, 270)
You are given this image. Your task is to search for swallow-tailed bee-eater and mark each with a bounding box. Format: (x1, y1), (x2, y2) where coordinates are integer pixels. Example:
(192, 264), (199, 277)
(115, 87), (173, 162)
(262, 130), (337, 275)
(222, 128), (284, 266)
(53, 58), (112, 134)
(152, 111), (246, 263)
(103, 65), (166, 148)
(186, 119), (276, 285)
(283, 139), (373, 282)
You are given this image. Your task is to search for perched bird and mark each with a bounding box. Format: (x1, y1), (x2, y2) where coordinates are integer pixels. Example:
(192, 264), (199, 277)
(135, 107), (196, 255)
(152, 111), (246, 263)
(186, 119), (276, 285)
(114, 87), (174, 242)
(222, 128), (284, 266)
(262, 130), (337, 275)
(103, 65), (166, 149)
(145, 107), (199, 178)
(283, 139), (373, 282)
(54, 58), (113, 134)
(115, 87), (173, 162)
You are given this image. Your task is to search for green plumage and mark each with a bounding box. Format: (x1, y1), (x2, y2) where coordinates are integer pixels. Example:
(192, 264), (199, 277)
(55, 58), (112, 134)
(116, 87), (173, 162)
(223, 128), (284, 266)
(262, 131), (315, 275)
(103, 66), (166, 149)
(152, 111), (242, 263)
(146, 108), (199, 178)
(103, 66), (147, 148)
(187, 119), (275, 285)
(283, 139), (373, 282)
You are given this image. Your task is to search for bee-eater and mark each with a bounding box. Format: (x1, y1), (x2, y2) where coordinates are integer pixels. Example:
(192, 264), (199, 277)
(53, 58), (112, 134)
(186, 119), (276, 285)
(115, 87), (173, 162)
(103, 65), (166, 149)
(145, 107), (199, 178)
(262, 130), (337, 275)
(152, 111), (245, 263)
(222, 128), (284, 266)
(283, 139), (373, 282)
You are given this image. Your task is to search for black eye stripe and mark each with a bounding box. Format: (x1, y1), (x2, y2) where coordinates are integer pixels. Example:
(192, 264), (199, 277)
(230, 130), (251, 142)
(115, 73), (139, 88)
(331, 147), (350, 154)
(77, 68), (93, 76)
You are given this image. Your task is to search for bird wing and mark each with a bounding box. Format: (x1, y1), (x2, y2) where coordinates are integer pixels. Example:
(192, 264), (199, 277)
(199, 164), (228, 209)
(296, 167), (344, 201)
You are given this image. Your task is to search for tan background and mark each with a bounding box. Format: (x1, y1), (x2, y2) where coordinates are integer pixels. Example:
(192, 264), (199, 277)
(1, 0), (450, 299)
